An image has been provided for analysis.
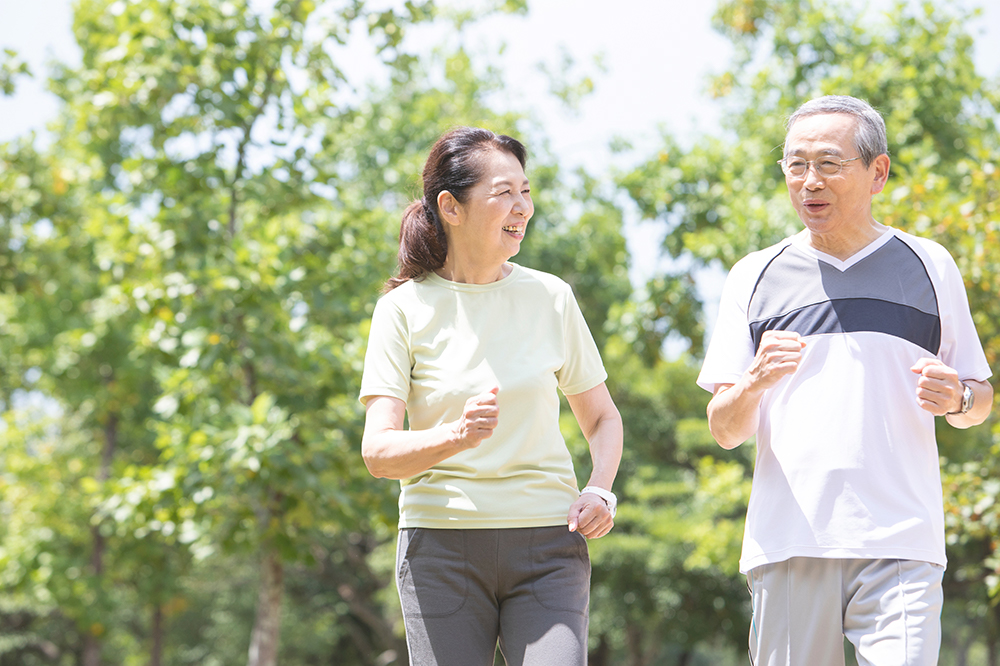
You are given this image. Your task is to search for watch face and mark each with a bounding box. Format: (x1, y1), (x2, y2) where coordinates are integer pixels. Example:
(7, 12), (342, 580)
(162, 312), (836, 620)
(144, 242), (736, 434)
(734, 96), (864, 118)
(963, 384), (974, 413)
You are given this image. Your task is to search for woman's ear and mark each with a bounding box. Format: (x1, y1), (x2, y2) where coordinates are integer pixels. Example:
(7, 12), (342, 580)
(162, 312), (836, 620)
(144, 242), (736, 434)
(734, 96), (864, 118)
(437, 190), (462, 227)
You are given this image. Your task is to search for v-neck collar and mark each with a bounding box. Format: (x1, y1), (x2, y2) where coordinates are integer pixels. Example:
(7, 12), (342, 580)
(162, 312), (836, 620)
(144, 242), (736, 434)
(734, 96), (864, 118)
(790, 228), (895, 272)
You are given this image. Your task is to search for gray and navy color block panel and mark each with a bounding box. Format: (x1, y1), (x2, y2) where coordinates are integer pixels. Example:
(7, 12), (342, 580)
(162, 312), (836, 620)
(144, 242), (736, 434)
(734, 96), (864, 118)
(748, 237), (941, 355)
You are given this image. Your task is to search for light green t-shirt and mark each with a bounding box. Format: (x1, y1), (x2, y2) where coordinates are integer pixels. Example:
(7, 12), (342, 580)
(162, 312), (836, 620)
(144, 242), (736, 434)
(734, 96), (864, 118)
(359, 263), (608, 529)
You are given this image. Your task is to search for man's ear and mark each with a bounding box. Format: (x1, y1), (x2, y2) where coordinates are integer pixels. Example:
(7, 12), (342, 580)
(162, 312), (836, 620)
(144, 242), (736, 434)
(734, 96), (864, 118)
(437, 190), (462, 227)
(871, 154), (891, 195)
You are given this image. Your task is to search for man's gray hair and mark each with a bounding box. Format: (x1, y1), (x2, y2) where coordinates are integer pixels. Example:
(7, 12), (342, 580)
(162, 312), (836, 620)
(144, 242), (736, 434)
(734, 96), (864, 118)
(786, 95), (888, 167)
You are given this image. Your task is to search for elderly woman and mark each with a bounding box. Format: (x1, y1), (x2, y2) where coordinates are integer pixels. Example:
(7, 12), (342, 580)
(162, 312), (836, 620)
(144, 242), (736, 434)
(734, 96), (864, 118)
(359, 126), (623, 666)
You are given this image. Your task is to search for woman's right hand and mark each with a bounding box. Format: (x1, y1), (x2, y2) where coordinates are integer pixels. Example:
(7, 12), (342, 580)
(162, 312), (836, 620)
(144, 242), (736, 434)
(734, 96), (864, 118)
(361, 388), (499, 479)
(452, 386), (500, 449)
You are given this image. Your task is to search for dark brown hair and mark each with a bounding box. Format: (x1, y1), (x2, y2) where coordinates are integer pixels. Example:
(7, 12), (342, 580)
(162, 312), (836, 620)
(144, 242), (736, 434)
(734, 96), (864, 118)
(385, 127), (527, 291)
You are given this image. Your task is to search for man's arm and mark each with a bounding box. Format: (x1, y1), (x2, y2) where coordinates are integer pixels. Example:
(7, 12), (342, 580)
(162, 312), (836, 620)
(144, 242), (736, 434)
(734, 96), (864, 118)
(911, 358), (993, 428)
(707, 330), (806, 449)
(708, 381), (764, 450)
(947, 379), (994, 428)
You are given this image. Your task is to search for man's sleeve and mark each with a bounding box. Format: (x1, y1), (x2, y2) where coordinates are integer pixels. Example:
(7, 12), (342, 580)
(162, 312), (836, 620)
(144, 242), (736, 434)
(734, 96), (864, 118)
(937, 253), (992, 383)
(697, 261), (757, 393)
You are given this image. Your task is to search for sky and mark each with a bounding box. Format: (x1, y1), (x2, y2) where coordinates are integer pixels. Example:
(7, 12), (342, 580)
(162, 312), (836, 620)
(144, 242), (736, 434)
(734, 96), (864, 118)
(0, 0), (733, 290)
(0, 1), (738, 162)
(2, 0), (998, 186)
(1, 0), (999, 303)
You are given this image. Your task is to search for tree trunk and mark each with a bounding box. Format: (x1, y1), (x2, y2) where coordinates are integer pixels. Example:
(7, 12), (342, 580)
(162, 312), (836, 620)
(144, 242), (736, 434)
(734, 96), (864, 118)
(626, 624), (644, 666)
(83, 412), (119, 666)
(81, 528), (104, 666)
(588, 634), (610, 666)
(247, 548), (284, 666)
(150, 603), (164, 666)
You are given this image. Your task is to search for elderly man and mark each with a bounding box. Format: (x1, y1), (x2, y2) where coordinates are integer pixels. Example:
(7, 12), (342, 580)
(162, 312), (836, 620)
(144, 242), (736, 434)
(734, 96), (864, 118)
(697, 95), (993, 666)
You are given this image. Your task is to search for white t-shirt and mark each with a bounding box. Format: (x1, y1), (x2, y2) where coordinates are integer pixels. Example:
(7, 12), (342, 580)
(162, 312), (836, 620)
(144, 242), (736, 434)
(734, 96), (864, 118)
(360, 263), (608, 529)
(698, 228), (991, 573)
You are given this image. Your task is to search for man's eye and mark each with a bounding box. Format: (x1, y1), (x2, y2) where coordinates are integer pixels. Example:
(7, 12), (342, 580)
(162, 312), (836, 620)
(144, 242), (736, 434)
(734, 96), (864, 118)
(788, 160), (807, 169)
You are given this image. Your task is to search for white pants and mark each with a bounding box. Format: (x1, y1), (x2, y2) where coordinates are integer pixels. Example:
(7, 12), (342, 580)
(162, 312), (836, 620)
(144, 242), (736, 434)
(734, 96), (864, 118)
(747, 558), (943, 666)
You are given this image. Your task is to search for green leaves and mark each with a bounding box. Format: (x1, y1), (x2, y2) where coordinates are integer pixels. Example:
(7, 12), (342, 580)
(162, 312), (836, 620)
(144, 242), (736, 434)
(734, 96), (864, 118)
(0, 49), (31, 96)
(4, 0), (994, 661)
(1, 1), (555, 662)
(620, 0), (1000, 655)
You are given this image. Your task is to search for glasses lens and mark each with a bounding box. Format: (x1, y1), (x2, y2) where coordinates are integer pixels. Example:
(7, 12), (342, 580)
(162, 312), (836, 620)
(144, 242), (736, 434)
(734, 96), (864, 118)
(782, 159), (844, 178)
(816, 159), (842, 176)
(785, 160), (807, 177)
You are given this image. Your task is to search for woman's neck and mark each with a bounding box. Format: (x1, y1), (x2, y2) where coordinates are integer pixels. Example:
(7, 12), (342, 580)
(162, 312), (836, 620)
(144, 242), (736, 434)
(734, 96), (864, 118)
(435, 258), (510, 284)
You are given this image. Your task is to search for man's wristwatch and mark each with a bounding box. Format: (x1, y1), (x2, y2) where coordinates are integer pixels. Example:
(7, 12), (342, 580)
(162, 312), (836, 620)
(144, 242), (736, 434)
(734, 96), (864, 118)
(948, 381), (975, 415)
(580, 486), (617, 518)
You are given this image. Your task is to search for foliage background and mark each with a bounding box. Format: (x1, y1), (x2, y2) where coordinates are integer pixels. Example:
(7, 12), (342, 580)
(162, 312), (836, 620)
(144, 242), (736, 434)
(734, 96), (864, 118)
(0, 1), (998, 665)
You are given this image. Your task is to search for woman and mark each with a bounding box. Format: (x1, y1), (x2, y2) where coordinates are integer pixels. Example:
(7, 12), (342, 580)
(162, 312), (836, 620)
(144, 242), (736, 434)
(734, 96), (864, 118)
(359, 127), (623, 666)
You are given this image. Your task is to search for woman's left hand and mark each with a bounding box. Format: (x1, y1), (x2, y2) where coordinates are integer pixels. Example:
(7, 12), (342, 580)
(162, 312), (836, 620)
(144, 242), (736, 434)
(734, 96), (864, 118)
(567, 495), (614, 539)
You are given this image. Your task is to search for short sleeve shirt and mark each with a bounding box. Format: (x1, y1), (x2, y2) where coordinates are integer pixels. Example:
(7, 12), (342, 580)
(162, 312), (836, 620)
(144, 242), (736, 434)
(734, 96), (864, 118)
(698, 228), (991, 573)
(360, 263), (608, 529)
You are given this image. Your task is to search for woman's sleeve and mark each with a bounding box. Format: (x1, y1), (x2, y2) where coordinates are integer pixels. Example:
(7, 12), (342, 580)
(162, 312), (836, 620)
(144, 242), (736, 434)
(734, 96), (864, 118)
(359, 296), (412, 405)
(556, 287), (608, 396)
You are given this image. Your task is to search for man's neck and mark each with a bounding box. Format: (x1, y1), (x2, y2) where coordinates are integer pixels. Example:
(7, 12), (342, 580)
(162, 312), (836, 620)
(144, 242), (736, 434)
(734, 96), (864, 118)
(801, 220), (887, 261)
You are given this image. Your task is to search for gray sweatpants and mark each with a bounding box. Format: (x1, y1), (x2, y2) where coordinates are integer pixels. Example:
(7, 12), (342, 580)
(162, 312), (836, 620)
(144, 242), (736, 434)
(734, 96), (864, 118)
(396, 526), (590, 666)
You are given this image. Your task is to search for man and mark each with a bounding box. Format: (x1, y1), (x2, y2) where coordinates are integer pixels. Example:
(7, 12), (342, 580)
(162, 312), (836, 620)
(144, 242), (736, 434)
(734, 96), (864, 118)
(697, 95), (993, 666)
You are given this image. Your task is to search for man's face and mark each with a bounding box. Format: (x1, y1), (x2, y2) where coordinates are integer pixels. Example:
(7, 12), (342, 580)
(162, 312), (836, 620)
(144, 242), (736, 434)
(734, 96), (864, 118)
(783, 113), (887, 244)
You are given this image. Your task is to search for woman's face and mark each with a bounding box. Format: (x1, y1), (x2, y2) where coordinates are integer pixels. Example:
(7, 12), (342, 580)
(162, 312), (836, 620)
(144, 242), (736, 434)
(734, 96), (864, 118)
(449, 149), (533, 265)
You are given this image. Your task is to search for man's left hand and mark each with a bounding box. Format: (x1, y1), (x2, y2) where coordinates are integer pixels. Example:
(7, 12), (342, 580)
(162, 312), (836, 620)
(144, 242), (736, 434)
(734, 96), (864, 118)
(910, 358), (964, 416)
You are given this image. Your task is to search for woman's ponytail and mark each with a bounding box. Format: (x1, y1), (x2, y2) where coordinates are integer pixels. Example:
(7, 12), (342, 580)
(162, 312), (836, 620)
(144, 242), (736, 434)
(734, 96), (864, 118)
(384, 199), (448, 292)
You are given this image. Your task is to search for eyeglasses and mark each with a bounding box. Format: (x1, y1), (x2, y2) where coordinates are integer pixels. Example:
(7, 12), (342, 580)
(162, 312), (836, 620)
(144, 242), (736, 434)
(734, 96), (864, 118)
(777, 156), (861, 178)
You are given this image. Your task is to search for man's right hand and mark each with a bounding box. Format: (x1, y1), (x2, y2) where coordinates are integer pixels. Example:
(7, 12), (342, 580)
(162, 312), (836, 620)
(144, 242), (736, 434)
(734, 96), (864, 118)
(745, 330), (807, 391)
(707, 330), (807, 449)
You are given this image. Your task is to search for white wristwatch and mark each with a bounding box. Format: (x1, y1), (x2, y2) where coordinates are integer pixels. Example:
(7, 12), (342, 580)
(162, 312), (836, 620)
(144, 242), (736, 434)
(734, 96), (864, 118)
(580, 486), (617, 518)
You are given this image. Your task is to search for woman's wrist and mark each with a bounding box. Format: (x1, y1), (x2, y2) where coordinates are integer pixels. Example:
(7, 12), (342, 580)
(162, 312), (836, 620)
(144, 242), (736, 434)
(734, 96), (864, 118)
(580, 486), (617, 518)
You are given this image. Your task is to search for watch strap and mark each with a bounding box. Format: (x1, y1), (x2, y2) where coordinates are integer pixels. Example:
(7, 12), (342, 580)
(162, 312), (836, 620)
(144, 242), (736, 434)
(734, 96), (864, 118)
(580, 486), (617, 517)
(947, 381), (974, 415)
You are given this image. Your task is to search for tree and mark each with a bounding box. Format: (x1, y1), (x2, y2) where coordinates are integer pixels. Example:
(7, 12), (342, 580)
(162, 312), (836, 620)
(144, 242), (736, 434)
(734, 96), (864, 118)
(517, 162), (750, 663)
(0, 1), (540, 664)
(619, 0), (1000, 660)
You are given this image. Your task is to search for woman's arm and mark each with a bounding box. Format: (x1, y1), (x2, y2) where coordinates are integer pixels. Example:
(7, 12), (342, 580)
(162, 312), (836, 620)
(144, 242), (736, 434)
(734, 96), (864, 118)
(361, 388), (499, 480)
(565, 382), (623, 539)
